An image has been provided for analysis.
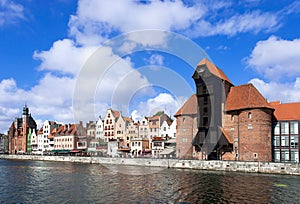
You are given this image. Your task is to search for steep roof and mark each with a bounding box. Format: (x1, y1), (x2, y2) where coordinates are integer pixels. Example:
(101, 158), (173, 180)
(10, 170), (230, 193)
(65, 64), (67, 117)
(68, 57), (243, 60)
(226, 83), (274, 112)
(111, 109), (121, 118)
(174, 94), (198, 117)
(270, 101), (300, 121)
(197, 58), (232, 85)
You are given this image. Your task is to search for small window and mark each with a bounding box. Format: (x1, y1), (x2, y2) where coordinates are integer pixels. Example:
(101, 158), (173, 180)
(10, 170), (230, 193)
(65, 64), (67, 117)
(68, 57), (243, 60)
(248, 112), (252, 119)
(231, 115), (234, 121)
(253, 153), (258, 159)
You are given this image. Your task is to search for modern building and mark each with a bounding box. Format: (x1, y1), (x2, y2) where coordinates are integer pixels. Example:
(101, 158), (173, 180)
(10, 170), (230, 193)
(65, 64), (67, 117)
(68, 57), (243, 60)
(8, 105), (37, 154)
(270, 101), (300, 162)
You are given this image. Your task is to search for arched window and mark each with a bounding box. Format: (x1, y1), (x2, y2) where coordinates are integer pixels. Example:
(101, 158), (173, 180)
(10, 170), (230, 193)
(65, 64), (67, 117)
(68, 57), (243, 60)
(248, 112), (252, 119)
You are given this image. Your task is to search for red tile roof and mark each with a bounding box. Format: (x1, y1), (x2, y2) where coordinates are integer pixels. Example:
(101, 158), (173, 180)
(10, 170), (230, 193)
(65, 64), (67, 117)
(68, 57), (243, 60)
(111, 110), (121, 118)
(270, 101), (300, 121)
(174, 94), (198, 117)
(123, 117), (133, 122)
(226, 83), (273, 112)
(197, 58), (232, 85)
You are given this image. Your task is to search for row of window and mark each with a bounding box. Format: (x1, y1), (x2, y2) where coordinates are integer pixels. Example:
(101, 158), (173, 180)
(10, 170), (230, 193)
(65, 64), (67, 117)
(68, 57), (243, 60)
(104, 126), (114, 130)
(274, 149), (299, 162)
(55, 138), (73, 142)
(54, 144), (73, 148)
(274, 122), (298, 135)
(131, 141), (141, 147)
(105, 119), (113, 124)
(273, 136), (299, 148)
(104, 132), (114, 136)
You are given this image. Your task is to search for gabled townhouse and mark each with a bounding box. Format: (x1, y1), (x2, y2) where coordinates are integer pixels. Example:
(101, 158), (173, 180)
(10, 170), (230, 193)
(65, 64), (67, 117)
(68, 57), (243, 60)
(27, 128), (36, 153)
(104, 109), (121, 142)
(86, 121), (96, 137)
(126, 120), (139, 144)
(115, 115), (132, 141)
(37, 127), (45, 154)
(168, 118), (177, 139)
(96, 116), (104, 140)
(159, 117), (174, 139)
(43, 120), (59, 152)
(30, 128), (38, 153)
(148, 115), (160, 139)
(138, 116), (149, 139)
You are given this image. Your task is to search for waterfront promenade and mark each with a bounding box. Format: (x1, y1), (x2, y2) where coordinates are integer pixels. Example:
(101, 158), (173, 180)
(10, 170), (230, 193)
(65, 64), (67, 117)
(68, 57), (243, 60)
(1, 154), (299, 176)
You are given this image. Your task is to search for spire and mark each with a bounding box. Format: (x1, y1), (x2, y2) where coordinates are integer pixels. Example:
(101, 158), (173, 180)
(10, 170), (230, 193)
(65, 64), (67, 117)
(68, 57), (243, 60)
(23, 104), (29, 116)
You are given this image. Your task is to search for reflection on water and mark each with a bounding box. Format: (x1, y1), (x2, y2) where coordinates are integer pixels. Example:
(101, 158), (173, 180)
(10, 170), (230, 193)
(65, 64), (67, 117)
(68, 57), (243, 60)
(0, 159), (299, 203)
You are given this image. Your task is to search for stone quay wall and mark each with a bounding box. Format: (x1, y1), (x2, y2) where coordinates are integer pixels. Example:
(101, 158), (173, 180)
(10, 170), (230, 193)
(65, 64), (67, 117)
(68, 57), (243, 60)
(1, 155), (299, 176)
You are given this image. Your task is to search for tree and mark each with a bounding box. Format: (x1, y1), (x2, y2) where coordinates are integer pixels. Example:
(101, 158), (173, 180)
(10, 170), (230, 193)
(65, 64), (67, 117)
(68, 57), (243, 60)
(154, 111), (164, 116)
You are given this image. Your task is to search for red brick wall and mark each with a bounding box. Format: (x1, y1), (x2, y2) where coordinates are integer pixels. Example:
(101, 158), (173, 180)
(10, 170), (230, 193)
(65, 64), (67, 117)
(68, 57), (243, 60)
(223, 108), (273, 162)
(175, 115), (197, 159)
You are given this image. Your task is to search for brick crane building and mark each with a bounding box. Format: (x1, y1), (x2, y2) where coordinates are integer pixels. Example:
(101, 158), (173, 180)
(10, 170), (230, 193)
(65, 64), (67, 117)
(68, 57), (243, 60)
(176, 58), (296, 162)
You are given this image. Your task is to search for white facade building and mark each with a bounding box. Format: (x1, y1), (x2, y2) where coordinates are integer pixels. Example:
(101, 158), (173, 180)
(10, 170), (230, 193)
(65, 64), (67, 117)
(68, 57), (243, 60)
(138, 116), (149, 139)
(96, 116), (104, 140)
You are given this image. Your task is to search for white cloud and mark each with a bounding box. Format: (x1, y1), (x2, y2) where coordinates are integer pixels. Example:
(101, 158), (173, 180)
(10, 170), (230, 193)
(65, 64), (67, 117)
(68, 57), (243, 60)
(0, 74), (76, 132)
(246, 36), (300, 80)
(247, 36), (300, 103)
(69, 0), (203, 45)
(250, 78), (300, 103)
(149, 54), (164, 65)
(0, 0), (25, 26)
(130, 93), (186, 121)
(33, 39), (98, 75)
(188, 10), (279, 37)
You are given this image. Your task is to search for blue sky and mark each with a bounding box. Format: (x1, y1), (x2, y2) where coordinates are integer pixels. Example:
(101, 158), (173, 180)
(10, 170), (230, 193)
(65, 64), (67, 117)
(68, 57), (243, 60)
(1, 0), (300, 132)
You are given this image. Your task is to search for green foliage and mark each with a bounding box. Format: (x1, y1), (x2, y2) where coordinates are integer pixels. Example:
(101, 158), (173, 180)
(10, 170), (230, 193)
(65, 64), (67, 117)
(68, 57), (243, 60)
(154, 111), (164, 116)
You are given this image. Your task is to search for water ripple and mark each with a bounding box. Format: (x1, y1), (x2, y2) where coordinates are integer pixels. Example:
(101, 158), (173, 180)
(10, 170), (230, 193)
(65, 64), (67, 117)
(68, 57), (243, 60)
(0, 160), (299, 203)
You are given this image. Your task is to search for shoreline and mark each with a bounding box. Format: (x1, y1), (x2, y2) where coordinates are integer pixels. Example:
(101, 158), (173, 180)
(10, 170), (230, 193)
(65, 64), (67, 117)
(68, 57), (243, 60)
(1, 154), (299, 176)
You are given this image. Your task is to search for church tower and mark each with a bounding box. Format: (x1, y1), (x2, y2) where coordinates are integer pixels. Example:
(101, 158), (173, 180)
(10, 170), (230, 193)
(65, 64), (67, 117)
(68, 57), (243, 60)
(22, 104), (30, 152)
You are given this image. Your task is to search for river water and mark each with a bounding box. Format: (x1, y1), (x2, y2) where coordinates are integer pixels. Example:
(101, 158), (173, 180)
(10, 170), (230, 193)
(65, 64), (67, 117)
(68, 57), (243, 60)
(0, 159), (299, 203)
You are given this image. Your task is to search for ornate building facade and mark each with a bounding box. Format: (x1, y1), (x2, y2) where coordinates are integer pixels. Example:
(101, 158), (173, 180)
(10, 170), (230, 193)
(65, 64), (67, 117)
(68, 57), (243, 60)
(8, 105), (37, 154)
